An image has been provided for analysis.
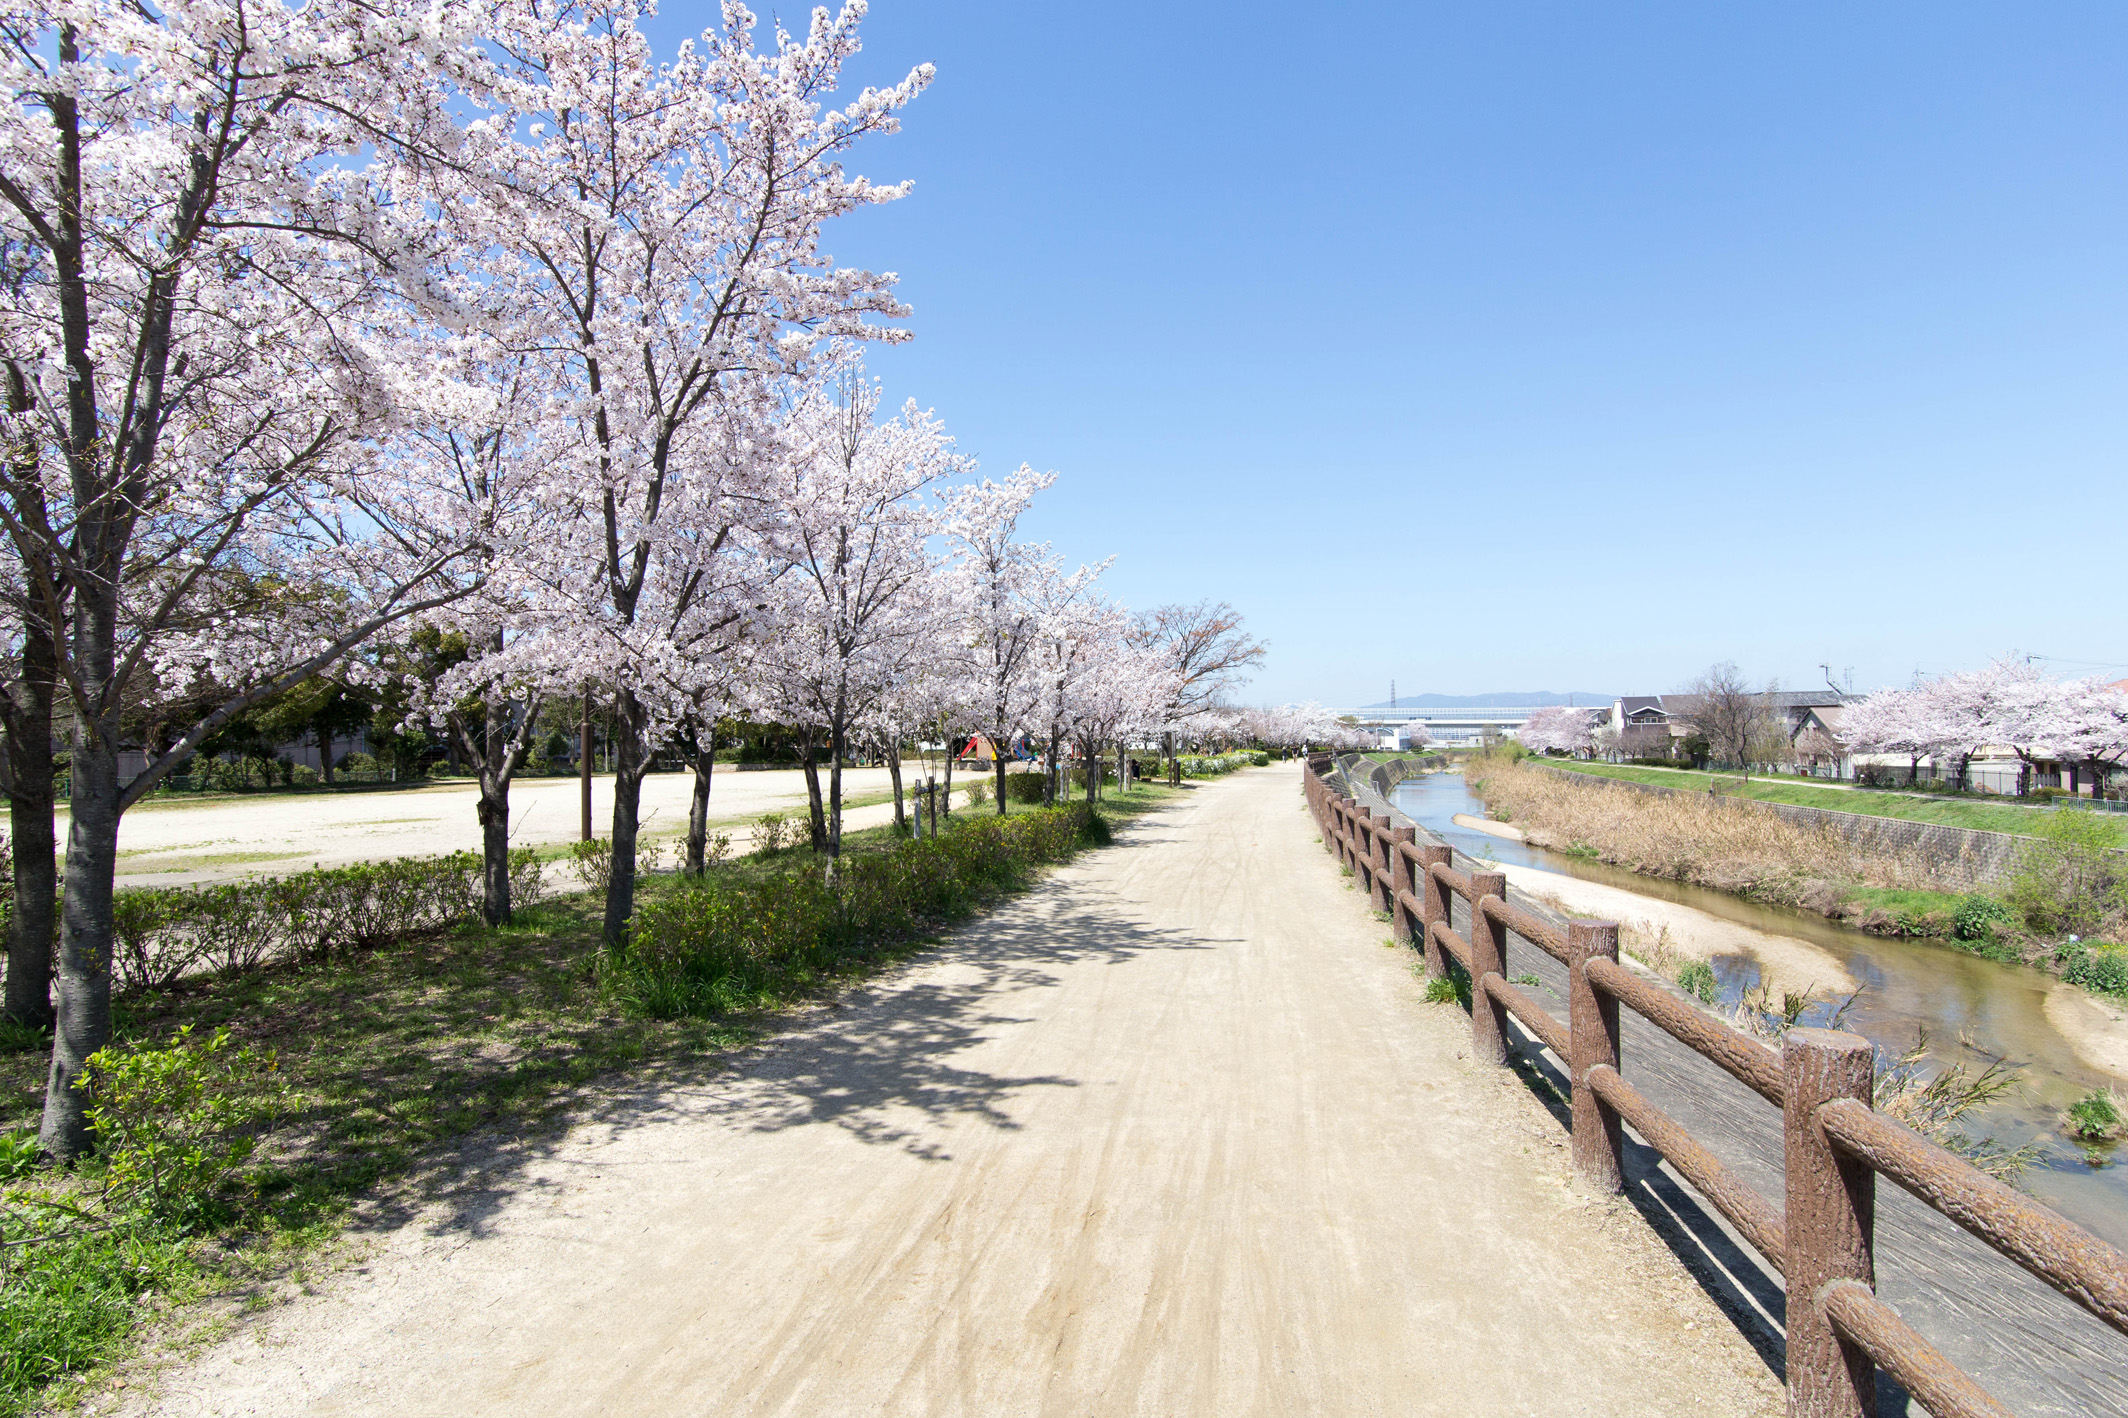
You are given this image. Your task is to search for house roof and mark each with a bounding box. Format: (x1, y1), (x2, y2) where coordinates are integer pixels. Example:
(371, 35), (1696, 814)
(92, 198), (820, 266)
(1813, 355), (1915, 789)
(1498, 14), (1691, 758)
(1624, 690), (1847, 716)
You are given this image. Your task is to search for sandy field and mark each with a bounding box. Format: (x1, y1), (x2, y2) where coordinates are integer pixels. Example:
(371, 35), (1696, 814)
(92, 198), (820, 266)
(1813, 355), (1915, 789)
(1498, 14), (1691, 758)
(1494, 861), (1859, 996)
(91, 767), (967, 886)
(111, 765), (1779, 1418)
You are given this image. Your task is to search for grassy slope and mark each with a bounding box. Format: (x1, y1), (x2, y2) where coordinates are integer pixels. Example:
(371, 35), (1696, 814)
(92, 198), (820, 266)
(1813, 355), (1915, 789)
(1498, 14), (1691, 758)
(1544, 760), (2127, 843)
(0, 780), (1187, 1413)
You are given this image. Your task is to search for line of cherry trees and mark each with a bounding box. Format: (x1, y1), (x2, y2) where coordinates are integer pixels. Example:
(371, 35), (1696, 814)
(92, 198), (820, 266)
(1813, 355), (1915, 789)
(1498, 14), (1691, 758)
(1839, 656), (2128, 793)
(0, 0), (1360, 1158)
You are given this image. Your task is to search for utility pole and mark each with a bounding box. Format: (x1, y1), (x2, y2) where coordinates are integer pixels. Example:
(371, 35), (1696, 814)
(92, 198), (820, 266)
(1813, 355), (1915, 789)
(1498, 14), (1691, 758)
(580, 690), (594, 842)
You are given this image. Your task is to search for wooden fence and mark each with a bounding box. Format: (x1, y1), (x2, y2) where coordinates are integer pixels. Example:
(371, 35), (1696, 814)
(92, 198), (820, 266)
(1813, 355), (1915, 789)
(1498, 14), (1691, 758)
(1303, 755), (2128, 1418)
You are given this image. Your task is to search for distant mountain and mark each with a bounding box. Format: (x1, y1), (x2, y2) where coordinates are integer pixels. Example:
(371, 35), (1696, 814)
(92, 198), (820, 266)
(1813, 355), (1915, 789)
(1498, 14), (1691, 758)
(1357, 692), (1614, 708)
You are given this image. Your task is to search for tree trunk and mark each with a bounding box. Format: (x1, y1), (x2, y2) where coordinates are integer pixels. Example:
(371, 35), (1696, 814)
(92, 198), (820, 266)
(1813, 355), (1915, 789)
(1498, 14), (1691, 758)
(319, 724), (335, 785)
(579, 692), (593, 841)
(941, 740), (954, 820)
(887, 739), (905, 833)
(42, 586), (120, 1161)
(599, 690), (650, 946)
(798, 730), (827, 852)
(827, 717), (846, 860)
(3, 620), (56, 1030)
(993, 747), (1008, 817)
(685, 736), (714, 874)
(477, 782), (511, 926)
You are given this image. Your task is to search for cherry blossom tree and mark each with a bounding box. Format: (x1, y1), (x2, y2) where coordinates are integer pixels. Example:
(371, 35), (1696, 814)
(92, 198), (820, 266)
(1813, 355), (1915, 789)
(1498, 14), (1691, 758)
(754, 362), (961, 858)
(461, 0), (930, 939)
(1130, 600), (1265, 785)
(943, 468), (1055, 816)
(1516, 705), (1595, 756)
(0, 0), (494, 1158)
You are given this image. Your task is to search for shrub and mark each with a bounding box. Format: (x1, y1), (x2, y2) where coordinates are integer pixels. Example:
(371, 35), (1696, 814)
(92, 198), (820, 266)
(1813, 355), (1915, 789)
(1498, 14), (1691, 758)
(290, 764), (319, 787)
(750, 812), (792, 855)
(603, 804), (1107, 1019)
(1953, 893), (2015, 943)
(2008, 805), (2126, 934)
(2059, 941), (2128, 998)
(1251, 753), (1270, 767)
(97, 848), (532, 996)
(1006, 772), (1047, 804)
(570, 837), (613, 894)
(84, 1025), (290, 1223)
(965, 780), (990, 808)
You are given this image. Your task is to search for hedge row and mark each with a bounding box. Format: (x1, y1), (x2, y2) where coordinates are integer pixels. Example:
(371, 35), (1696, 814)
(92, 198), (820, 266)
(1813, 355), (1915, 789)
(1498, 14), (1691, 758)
(603, 804), (1108, 1018)
(1178, 752), (1265, 777)
(104, 850), (546, 993)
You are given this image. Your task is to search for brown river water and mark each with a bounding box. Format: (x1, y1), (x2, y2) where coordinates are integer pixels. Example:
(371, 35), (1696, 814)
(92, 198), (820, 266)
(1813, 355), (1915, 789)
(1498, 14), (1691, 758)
(1392, 770), (2128, 1250)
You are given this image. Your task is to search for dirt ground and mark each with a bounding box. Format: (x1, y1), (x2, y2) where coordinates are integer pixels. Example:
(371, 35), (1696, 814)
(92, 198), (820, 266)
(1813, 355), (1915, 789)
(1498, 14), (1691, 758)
(99, 767), (959, 885)
(113, 765), (1782, 1417)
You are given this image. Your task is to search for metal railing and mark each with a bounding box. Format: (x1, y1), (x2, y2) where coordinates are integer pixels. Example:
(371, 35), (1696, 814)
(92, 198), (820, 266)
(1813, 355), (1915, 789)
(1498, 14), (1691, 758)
(1302, 755), (2128, 1418)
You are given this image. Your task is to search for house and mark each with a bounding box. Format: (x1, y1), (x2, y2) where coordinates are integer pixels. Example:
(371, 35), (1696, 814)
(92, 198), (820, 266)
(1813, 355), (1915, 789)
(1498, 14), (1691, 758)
(1611, 696), (1676, 757)
(1606, 689), (1850, 766)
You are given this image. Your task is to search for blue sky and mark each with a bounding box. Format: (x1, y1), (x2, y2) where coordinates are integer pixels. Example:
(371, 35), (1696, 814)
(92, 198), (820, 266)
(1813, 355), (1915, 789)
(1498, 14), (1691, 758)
(650, 2), (2128, 705)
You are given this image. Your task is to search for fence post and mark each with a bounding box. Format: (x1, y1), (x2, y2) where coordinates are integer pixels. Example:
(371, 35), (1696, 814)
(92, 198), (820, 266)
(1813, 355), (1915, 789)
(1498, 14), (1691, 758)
(1366, 810), (1390, 909)
(1417, 845), (1452, 977)
(1468, 870), (1509, 1065)
(1388, 826), (1416, 940)
(1784, 1028), (1876, 1418)
(1568, 919), (1623, 1194)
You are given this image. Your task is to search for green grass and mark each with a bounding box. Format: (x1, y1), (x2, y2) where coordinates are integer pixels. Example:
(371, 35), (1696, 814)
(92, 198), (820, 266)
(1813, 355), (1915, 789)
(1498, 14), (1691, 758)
(1839, 885), (1969, 916)
(0, 781), (1184, 1411)
(1543, 760), (2126, 843)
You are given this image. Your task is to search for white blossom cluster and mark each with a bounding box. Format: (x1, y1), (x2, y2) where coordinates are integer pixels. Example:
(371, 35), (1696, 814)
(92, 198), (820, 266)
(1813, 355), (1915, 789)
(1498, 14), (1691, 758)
(1839, 657), (2128, 785)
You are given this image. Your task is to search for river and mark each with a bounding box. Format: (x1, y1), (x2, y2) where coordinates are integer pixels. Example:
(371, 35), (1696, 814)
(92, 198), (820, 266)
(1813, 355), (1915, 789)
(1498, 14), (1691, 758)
(1391, 769), (2128, 1249)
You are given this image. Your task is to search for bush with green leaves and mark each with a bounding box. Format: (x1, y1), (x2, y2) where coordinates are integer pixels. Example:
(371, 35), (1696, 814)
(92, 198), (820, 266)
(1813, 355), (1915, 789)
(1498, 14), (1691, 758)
(83, 1026), (291, 1223)
(102, 848), (548, 995)
(603, 804), (1108, 1019)
(2007, 804), (2126, 935)
(1952, 893), (2015, 943)
(1005, 772), (1048, 804)
(750, 812), (793, 854)
(2059, 940), (2128, 999)
(570, 836), (614, 894)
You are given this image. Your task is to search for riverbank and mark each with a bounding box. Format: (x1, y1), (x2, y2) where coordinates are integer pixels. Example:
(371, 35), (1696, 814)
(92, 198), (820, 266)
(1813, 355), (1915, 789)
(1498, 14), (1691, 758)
(1547, 759), (2128, 843)
(1462, 752), (2128, 1083)
(1494, 861), (1858, 995)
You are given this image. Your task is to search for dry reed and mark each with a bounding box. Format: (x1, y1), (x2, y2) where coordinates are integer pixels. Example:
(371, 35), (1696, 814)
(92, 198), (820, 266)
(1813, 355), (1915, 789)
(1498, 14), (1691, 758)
(1467, 755), (1929, 906)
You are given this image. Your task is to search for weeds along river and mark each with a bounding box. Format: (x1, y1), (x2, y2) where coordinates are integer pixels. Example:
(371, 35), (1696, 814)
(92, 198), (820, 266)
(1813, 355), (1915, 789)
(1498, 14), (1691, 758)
(1391, 770), (2128, 1249)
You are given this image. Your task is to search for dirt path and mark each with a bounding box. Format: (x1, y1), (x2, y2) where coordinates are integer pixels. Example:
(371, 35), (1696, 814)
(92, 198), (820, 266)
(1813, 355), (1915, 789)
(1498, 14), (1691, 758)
(122, 765), (1780, 1417)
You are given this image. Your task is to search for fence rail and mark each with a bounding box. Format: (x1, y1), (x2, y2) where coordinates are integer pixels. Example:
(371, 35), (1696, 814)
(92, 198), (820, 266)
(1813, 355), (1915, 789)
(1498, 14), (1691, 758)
(1302, 754), (2128, 1418)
